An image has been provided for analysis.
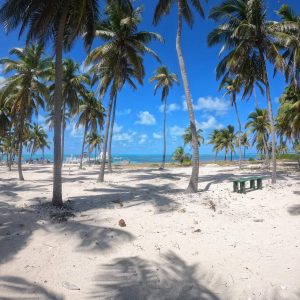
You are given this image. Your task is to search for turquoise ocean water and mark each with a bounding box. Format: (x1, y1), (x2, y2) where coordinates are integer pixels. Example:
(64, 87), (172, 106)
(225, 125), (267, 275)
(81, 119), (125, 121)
(22, 153), (257, 164)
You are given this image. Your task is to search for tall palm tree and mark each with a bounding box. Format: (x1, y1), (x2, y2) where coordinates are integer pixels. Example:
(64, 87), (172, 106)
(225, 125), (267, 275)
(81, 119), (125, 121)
(150, 66), (178, 169)
(153, 0), (207, 193)
(219, 76), (243, 168)
(241, 133), (250, 159)
(0, 0), (100, 206)
(0, 45), (51, 180)
(86, 131), (103, 163)
(208, 0), (285, 183)
(183, 125), (204, 147)
(246, 108), (270, 164)
(276, 5), (300, 89)
(76, 92), (105, 169)
(86, 3), (162, 181)
(27, 124), (50, 159)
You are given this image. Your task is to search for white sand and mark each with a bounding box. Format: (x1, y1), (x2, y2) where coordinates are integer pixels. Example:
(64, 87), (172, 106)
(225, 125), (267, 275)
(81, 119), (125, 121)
(0, 162), (299, 299)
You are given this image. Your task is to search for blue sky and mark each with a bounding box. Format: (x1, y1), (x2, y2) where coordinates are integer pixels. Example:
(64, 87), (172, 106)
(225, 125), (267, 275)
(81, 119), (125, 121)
(0, 0), (299, 156)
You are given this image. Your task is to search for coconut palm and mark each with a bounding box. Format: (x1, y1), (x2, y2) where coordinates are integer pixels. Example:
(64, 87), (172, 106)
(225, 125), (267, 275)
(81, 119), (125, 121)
(219, 76), (243, 168)
(0, 45), (51, 180)
(76, 92), (105, 169)
(208, 0), (285, 183)
(86, 2), (162, 181)
(27, 123), (50, 159)
(172, 146), (191, 165)
(246, 108), (270, 163)
(153, 0), (207, 192)
(241, 133), (250, 159)
(208, 129), (221, 160)
(150, 66), (178, 169)
(183, 125), (204, 148)
(86, 131), (103, 163)
(0, 0), (100, 206)
(215, 125), (236, 161)
(276, 5), (300, 89)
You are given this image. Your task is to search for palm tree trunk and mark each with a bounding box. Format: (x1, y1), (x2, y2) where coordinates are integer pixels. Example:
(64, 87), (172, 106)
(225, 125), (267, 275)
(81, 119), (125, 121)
(233, 96), (242, 169)
(230, 150), (232, 161)
(98, 96), (114, 182)
(52, 2), (69, 207)
(94, 147), (97, 164)
(259, 49), (277, 184)
(17, 112), (25, 181)
(262, 134), (270, 166)
(244, 147), (246, 159)
(176, 0), (199, 193)
(160, 99), (167, 169)
(108, 96), (117, 173)
(42, 148), (45, 160)
(79, 120), (88, 169)
(61, 103), (66, 166)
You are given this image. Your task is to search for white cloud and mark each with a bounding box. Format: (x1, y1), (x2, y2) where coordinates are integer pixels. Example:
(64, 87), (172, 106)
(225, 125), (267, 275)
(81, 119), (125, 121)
(169, 126), (185, 138)
(135, 111), (156, 125)
(183, 96), (230, 115)
(139, 134), (148, 144)
(153, 132), (163, 139)
(199, 116), (224, 130)
(159, 103), (180, 114)
(114, 131), (136, 142)
(114, 123), (123, 133)
(117, 109), (132, 116)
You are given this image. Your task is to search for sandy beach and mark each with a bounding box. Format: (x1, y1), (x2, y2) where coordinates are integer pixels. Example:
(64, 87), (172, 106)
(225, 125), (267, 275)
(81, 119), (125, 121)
(0, 162), (299, 300)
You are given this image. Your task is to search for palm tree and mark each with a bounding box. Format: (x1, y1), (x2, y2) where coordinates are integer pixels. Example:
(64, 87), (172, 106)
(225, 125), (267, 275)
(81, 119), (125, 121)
(208, 129), (221, 161)
(276, 5), (300, 89)
(153, 0), (207, 193)
(76, 92), (105, 169)
(246, 108), (270, 164)
(150, 66), (178, 169)
(86, 2), (162, 181)
(0, 0), (100, 206)
(86, 131), (103, 164)
(27, 124), (50, 159)
(172, 146), (191, 165)
(219, 76), (243, 168)
(215, 125), (236, 161)
(0, 45), (51, 180)
(183, 125), (204, 147)
(208, 0), (285, 183)
(241, 133), (250, 159)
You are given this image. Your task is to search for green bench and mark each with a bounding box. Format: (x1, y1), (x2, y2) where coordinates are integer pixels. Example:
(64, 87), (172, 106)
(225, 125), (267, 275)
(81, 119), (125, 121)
(233, 176), (263, 194)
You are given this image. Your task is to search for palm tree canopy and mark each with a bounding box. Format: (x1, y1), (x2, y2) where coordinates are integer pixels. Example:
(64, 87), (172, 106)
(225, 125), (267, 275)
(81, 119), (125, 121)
(183, 125), (204, 146)
(86, 131), (103, 153)
(150, 66), (178, 101)
(153, 0), (207, 27)
(27, 123), (50, 154)
(0, 0), (100, 50)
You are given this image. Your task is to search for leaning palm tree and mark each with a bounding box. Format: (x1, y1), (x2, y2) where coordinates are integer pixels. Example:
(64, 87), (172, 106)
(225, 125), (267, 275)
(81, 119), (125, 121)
(76, 92), (105, 169)
(219, 76), (243, 168)
(0, 45), (51, 180)
(0, 0), (100, 206)
(183, 125), (204, 148)
(86, 3), (162, 181)
(153, 0), (207, 193)
(246, 108), (270, 165)
(208, 0), (285, 183)
(150, 66), (178, 169)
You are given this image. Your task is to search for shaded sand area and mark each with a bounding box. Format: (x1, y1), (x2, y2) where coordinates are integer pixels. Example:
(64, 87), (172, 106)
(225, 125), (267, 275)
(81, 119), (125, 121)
(0, 162), (299, 299)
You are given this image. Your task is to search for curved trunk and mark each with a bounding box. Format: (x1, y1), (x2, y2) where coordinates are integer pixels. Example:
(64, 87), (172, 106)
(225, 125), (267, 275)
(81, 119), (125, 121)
(233, 95), (242, 169)
(160, 99), (167, 169)
(108, 96), (117, 173)
(52, 2), (69, 207)
(79, 120), (88, 169)
(98, 96), (114, 182)
(176, 0), (199, 193)
(259, 49), (276, 183)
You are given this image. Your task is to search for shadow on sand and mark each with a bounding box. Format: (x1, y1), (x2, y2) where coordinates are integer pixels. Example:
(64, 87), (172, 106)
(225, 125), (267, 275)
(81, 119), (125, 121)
(89, 251), (223, 300)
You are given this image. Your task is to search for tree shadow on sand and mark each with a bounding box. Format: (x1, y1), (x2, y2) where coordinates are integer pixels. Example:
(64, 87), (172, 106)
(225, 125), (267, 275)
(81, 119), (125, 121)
(0, 276), (64, 300)
(89, 251), (223, 300)
(287, 204), (300, 216)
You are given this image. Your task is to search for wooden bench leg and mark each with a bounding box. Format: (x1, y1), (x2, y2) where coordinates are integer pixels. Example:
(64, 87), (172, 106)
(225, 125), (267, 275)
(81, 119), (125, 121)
(257, 179), (262, 189)
(233, 182), (238, 193)
(250, 180), (255, 189)
(239, 182), (246, 194)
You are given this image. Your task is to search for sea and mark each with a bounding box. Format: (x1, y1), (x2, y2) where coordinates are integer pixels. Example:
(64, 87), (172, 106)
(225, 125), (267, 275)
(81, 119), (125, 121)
(21, 153), (258, 164)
